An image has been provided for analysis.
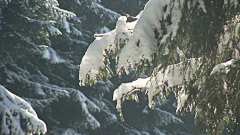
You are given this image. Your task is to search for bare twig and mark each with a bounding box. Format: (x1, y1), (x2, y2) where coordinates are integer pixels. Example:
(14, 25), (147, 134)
(120, 10), (138, 20)
(94, 34), (105, 38)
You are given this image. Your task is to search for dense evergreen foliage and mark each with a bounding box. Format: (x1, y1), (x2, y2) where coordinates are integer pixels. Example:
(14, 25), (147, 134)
(0, 0), (196, 135)
(79, 0), (240, 134)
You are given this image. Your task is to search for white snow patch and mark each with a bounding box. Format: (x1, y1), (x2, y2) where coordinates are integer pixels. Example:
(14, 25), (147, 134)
(117, 0), (186, 73)
(79, 30), (116, 85)
(113, 58), (201, 111)
(91, 3), (120, 21)
(42, 48), (65, 64)
(79, 15), (131, 86)
(48, 25), (62, 35)
(198, 0), (207, 13)
(210, 57), (240, 75)
(42, 49), (51, 60)
(230, 0), (238, 8)
(62, 17), (70, 33)
(0, 85), (47, 135)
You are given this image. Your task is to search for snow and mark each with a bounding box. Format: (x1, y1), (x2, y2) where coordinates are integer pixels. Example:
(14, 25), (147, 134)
(117, 0), (187, 73)
(198, 0), (207, 13)
(14, 31), (40, 52)
(3, 63), (70, 112)
(93, 80), (113, 93)
(3, 65), (102, 131)
(91, 98), (117, 126)
(42, 48), (51, 60)
(224, 0), (239, 8)
(79, 10), (144, 85)
(99, 26), (110, 34)
(113, 77), (150, 102)
(29, 19), (56, 26)
(152, 127), (165, 135)
(48, 25), (62, 35)
(62, 17), (70, 33)
(78, 0), (240, 123)
(50, 127), (83, 135)
(42, 48), (65, 64)
(170, 0), (183, 40)
(113, 58), (201, 113)
(50, 48), (65, 63)
(154, 58), (199, 87)
(66, 88), (101, 130)
(210, 56), (240, 75)
(71, 27), (83, 37)
(71, 39), (88, 46)
(51, 5), (76, 18)
(79, 29), (116, 86)
(176, 86), (188, 112)
(91, 3), (120, 21)
(112, 54), (240, 116)
(154, 108), (183, 124)
(0, 85), (47, 134)
(116, 16), (128, 34)
(230, 0), (239, 8)
(79, 15), (133, 86)
(115, 0), (210, 73)
(223, 31), (230, 45)
(142, 106), (149, 114)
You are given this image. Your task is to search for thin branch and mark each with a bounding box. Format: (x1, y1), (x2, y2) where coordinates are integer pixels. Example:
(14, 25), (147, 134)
(120, 10), (138, 20)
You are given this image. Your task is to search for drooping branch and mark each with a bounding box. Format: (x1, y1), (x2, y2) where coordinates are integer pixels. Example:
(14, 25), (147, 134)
(113, 78), (150, 121)
(113, 56), (240, 121)
(79, 14), (141, 86)
(120, 10), (139, 20)
(0, 85), (47, 135)
(210, 57), (240, 75)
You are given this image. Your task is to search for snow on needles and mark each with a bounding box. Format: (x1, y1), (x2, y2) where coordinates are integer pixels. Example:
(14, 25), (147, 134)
(117, 0), (168, 73)
(79, 10), (144, 86)
(79, 29), (116, 86)
(117, 0), (187, 73)
(113, 55), (240, 118)
(78, 0), (240, 123)
(210, 56), (240, 75)
(113, 58), (200, 115)
(0, 85), (47, 135)
(79, 16), (130, 86)
(42, 47), (65, 64)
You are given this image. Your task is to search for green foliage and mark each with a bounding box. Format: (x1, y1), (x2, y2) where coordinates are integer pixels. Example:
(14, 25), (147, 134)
(0, 0), (75, 52)
(160, 1), (240, 134)
(81, 0), (240, 134)
(0, 0), (76, 134)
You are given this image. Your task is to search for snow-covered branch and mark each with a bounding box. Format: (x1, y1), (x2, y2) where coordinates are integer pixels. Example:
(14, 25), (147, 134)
(78, 1), (240, 133)
(210, 56), (240, 75)
(78, 10), (144, 86)
(113, 58), (200, 120)
(79, 15), (140, 86)
(91, 3), (120, 22)
(51, 5), (76, 18)
(113, 56), (240, 120)
(116, 0), (186, 74)
(0, 85), (47, 135)
(79, 0), (239, 86)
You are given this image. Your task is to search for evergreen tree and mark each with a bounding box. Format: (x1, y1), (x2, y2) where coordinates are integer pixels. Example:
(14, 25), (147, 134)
(0, 0), (201, 134)
(0, 0), (75, 134)
(0, 0), (120, 133)
(79, 0), (240, 134)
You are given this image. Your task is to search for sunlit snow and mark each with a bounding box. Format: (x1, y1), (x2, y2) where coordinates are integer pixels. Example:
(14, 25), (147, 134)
(0, 85), (47, 135)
